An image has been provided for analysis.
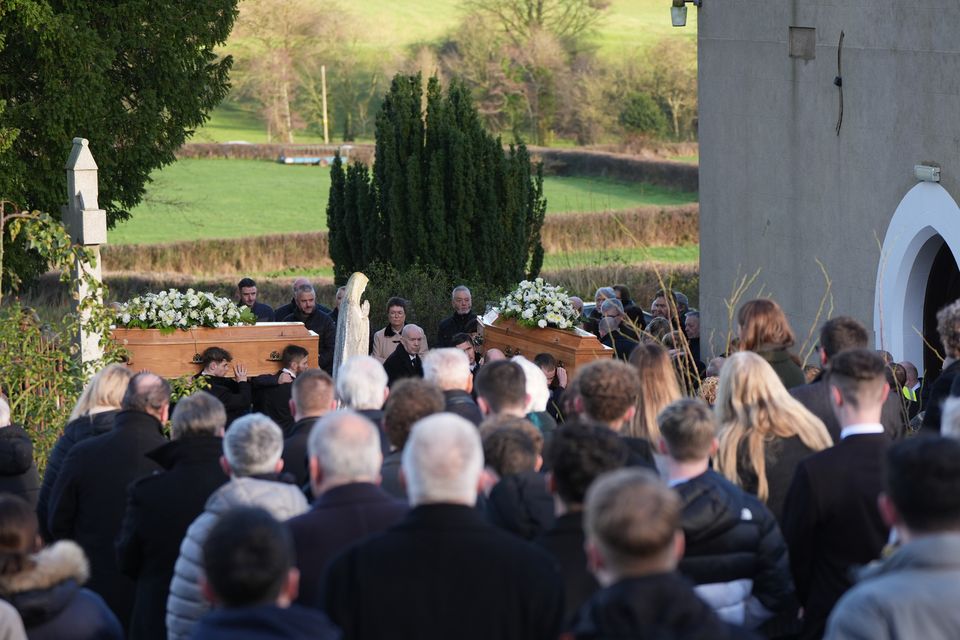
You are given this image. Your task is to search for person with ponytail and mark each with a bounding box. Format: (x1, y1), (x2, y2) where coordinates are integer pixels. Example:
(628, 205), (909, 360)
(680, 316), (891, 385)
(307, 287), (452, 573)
(0, 495), (121, 639)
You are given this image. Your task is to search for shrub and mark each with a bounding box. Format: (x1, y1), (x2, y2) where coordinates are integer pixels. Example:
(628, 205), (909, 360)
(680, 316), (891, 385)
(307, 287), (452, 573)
(619, 92), (668, 138)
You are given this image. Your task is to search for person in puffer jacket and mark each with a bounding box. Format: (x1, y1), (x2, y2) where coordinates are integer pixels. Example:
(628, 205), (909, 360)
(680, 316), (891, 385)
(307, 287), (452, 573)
(166, 413), (308, 640)
(658, 398), (797, 630)
(0, 398), (39, 508)
(0, 494), (122, 640)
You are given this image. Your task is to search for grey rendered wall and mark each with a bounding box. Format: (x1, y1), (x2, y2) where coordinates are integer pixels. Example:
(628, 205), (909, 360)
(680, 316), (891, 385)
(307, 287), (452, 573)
(698, 0), (960, 359)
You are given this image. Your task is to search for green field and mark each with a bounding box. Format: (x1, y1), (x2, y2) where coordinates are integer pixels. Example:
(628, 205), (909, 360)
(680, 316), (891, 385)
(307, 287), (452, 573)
(113, 159), (697, 244)
(251, 245), (700, 280)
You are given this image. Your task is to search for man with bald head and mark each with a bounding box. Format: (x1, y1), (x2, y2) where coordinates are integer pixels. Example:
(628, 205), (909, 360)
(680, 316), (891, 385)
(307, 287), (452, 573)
(383, 323), (426, 387)
(322, 413), (564, 640)
(286, 410), (408, 608)
(48, 372), (172, 630)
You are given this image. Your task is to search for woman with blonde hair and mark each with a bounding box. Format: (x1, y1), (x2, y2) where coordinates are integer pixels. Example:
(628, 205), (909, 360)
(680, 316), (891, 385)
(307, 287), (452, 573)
(625, 343), (682, 443)
(36, 364), (133, 540)
(736, 298), (806, 389)
(715, 351), (832, 521)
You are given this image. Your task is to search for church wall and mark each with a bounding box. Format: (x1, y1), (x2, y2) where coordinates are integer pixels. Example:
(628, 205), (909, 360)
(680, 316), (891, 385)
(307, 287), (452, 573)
(698, 0), (960, 360)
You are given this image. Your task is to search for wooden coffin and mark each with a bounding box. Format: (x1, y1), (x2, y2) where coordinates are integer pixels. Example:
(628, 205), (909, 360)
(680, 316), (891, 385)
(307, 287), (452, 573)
(482, 317), (612, 377)
(110, 323), (318, 378)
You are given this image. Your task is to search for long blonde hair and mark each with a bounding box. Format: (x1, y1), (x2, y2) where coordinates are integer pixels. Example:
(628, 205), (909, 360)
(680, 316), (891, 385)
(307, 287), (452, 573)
(68, 364), (133, 421)
(625, 343), (682, 441)
(714, 352), (831, 502)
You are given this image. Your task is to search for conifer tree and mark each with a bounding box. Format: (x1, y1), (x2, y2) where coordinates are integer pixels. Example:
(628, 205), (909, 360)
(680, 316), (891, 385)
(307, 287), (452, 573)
(328, 73), (546, 289)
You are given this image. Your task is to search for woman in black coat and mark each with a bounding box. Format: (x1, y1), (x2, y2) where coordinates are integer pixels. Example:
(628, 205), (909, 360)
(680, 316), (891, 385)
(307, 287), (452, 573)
(0, 419), (40, 508)
(36, 364), (132, 540)
(0, 495), (122, 640)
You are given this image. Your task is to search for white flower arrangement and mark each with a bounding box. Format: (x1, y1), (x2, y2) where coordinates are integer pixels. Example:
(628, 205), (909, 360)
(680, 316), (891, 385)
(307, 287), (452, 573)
(116, 289), (256, 334)
(495, 278), (578, 331)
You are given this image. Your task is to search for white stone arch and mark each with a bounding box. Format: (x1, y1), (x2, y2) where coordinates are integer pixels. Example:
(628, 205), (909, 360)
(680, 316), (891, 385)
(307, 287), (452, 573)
(875, 183), (960, 372)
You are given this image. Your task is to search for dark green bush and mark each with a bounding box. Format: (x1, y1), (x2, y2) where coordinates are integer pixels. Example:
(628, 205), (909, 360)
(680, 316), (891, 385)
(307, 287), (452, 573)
(619, 92), (669, 138)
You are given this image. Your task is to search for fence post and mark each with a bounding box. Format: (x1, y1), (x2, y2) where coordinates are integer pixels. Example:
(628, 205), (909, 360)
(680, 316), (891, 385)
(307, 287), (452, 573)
(62, 137), (107, 367)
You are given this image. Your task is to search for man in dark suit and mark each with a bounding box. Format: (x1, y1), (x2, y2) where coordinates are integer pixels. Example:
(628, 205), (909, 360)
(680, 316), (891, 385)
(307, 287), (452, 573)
(280, 368), (337, 488)
(237, 277), (275, 322)
(782, 349), (893, 640)
(322, 413), (564, 640)
(117, 391), (229, 640)
(534, 423), (628, 624)
(282, 283), (336, 374)
(436, 285), (478, 348)
(382, 324), (425, 387)
(252, 345), (310, 437)
(48, 373), (171, 631)
(790, 316), (906, 442)
(286, 410), (408, 608)
(423, 348), (482, 425)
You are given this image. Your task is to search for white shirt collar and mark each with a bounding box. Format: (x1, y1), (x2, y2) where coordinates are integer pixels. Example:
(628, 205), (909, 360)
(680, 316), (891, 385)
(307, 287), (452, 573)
(281, 368), (297, 379)
(840, 423), (884, 440)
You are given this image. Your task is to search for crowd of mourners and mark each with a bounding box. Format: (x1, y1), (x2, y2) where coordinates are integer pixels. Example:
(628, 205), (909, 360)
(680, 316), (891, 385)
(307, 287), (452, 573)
(1, 274), (960, 640)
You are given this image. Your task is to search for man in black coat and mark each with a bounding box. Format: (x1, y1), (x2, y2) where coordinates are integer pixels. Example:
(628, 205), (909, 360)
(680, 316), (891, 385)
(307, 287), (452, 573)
(534, 423), (628, 625)
(790, 316), (906, 442)
(322, 413), (564, 640)
(116, 391), (229, 640)
(275, 277), (331, 323)
(282, 283), (336, 374)
(48, 372), (171, 631)
(436, 285), (478, 348)
(0, 397), (40, 508)
(782, 349), (893, 640)
(286, 410), (408, 608)
(568, 468), (752, 640)
(382, 324), (425, 387)
(423, 348), (482, 425)
(280, 368), (337, 488)
(237, 277), (275, 322)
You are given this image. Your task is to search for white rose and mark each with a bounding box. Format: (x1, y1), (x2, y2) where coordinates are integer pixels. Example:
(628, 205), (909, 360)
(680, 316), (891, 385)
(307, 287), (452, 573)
(538, 319), (547, 328)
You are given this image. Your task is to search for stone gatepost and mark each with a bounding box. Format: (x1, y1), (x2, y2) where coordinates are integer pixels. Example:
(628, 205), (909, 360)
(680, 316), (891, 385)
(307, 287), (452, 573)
(62, 138), (107, 366)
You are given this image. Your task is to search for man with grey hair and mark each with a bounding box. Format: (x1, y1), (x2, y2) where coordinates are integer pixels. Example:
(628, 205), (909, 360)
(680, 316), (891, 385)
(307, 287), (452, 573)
(281, 283), (336, 373)
(48, 372), (171, 630)
(166, 413), (308, 640)
(275, 277), (330, 321)
(437, 285), (478, 348)
(383, 323), (426, 387)
(322, 413), (564, 640)
(287, 410), (408, 608)
(423, 348), (483, 425)
(336, 355), (391, 454)
(118, 391), (229, 640)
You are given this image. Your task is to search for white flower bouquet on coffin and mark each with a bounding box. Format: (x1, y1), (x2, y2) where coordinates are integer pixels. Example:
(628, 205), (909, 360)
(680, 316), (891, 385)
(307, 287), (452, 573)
(116, 289), (256, 334)
(495, 278), (578, 331)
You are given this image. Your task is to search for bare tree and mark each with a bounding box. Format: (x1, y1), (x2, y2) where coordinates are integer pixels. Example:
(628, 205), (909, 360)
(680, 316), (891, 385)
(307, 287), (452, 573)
(463, 0), (609, 53)
(644, 37), (698, 140)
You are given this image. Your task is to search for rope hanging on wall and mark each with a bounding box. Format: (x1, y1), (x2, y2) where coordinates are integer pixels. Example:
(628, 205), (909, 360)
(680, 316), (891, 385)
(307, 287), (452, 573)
(835, 30), (845, 136)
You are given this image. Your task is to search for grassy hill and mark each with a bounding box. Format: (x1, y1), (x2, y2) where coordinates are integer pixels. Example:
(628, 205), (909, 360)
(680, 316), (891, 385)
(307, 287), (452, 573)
(114, 158), (697, 244)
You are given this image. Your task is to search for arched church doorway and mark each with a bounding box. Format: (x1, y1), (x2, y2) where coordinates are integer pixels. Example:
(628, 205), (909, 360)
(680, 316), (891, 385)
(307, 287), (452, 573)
(875, 183), (960, 377)
(922, 241), (960, 381)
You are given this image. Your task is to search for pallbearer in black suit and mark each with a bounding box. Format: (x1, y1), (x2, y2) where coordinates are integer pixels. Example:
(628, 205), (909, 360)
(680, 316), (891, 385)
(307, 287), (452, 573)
(782, 349), (893, 640)
(251, 345), (310, 437)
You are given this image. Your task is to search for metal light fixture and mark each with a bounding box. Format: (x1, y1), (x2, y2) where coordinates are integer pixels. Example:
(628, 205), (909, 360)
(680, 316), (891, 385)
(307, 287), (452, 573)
(914, 164), (941, 183)
(672, 0), (701, 27)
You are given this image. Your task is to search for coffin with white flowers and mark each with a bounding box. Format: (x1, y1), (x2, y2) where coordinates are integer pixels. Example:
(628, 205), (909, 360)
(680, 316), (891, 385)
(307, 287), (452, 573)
(482, 317), (611, 378)
(110, 323), (318, 379)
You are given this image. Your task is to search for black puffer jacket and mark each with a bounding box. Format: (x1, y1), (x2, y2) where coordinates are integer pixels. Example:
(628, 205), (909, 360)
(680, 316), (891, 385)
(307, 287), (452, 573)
(485, 471), (555, 540)
(37, 410), (117, 541)
(0, 424), (40, 508)
(675, 470), (796, 627)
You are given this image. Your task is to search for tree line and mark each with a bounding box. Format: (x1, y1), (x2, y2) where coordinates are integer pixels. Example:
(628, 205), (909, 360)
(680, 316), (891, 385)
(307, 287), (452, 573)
(223, 0), (697, 145)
